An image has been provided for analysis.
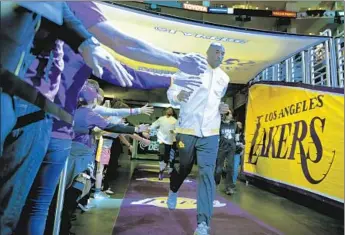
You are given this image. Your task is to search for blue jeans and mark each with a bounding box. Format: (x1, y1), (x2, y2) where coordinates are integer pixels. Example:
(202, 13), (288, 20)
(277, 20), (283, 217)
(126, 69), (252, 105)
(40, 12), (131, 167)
(16, 138), (72, 235)
(0, 93), (16, 155)
(170, 134), (219, 226)
(0, 98), (53, 235)
(66, 141), (94, 190)
(1, 7), (40, 154)
(233, 154), (241, 185)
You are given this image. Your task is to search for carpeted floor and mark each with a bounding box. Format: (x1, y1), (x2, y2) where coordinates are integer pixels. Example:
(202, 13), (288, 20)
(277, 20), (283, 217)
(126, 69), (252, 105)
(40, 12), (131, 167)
(112, 164), (283, 235)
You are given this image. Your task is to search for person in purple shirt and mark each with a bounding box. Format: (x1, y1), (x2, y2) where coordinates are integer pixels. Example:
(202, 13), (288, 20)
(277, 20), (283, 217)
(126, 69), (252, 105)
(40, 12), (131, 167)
(9, 2), (204, 235)
(16, 83), (149, 235)
(0, 3), (135, 235)
(55, 84), (148, 235)
(66, 84), (149, 191)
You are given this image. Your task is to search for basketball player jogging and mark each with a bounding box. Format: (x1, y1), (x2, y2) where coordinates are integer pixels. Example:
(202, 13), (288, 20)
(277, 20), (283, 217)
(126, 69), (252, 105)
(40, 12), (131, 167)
(148, 107), (178, 180)
(166, 42), (230, 235)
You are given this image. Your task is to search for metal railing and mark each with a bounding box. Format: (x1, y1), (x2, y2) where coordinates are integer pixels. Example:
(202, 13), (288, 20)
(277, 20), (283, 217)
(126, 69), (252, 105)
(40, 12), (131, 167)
(335, 32), (344, 87)
(250, 29), (344, 88)
(310, 42), (330, 86)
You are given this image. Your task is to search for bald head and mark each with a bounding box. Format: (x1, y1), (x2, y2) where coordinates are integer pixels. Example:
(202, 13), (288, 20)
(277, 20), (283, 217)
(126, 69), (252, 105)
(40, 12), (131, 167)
(208, 42), (225, 50)
(206, 42), (225, 68)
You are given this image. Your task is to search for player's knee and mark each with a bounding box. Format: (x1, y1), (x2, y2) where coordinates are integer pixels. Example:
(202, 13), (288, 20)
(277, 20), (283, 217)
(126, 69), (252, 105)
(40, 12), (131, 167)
(179, 165), (192, 177)
(199, 165), (214, 178)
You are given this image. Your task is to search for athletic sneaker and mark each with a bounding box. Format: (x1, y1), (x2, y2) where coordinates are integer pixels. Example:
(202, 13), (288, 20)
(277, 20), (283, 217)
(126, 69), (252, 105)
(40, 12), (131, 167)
(194, 222), (210, 235)
(105, 188), (114, 195)
(225, 187), (235, 195)
(78, 202), (95, 212)
(167, 190), (178, 209)
(158, 171), (164, 181)
(94, 191), (110, 199)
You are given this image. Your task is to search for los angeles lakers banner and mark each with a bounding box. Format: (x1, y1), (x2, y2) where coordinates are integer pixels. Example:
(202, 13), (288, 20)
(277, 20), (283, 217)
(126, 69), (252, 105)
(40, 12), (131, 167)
(244, 82), (344, 203)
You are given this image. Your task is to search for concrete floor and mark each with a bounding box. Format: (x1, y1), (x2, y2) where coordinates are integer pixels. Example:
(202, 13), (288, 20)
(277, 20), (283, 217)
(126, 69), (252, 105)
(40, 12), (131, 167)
(72, 155), (344, 235)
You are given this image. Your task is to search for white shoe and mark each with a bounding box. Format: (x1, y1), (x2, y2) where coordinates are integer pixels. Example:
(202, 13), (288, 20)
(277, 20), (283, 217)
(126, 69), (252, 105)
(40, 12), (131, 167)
(159, 161), (167, 171)
(78, 203), (95, 212)
(194, 222), (210, 235)
(105, 188), (114, 195)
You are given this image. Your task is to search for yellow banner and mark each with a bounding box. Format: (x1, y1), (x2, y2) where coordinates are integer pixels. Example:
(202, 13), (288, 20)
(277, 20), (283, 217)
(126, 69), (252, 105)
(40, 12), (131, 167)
(95, 2), (327, 84)
(244, 83), (344, 202)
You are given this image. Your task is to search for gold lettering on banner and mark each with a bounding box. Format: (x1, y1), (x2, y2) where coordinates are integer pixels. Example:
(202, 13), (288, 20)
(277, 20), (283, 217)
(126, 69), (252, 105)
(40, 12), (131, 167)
(248, 94), (336, 184)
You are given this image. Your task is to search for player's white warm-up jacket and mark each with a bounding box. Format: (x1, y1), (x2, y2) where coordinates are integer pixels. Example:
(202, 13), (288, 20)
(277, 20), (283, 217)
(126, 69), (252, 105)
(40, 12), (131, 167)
(167, 67), (229, 137)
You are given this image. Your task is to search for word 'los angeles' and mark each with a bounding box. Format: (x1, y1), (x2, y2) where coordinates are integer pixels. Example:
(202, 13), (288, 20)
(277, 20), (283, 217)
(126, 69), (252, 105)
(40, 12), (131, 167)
(263, 95), (324, 122)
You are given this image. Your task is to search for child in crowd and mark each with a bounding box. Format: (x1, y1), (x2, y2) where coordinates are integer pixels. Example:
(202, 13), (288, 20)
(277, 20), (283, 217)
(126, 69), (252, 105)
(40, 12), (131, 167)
(59, 83), (149, 234)
(94, 100), (151, 199)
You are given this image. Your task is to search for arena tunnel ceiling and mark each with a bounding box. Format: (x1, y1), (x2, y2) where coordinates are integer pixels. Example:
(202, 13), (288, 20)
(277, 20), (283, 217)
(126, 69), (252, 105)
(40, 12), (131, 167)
(204, 1), (344, 35)
(182, 1), (342, 11)
(96, 2), (329, 85)
(117, 1), (343, 35)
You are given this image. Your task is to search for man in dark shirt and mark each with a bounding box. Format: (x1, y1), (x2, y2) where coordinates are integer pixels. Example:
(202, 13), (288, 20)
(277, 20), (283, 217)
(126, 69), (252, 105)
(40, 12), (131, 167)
(214, 109), (237, 195)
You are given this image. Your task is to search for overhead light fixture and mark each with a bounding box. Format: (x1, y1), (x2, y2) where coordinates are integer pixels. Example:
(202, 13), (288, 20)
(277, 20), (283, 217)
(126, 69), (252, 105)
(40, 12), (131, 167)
(227, 7), (234, 14)
(235, 5), (246, 9)
(308, 8), (311, 10)
(256, 7), (259, 10)
(265, 7), (269, 10)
